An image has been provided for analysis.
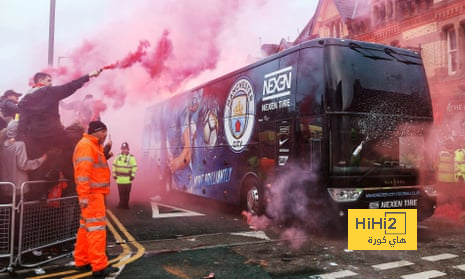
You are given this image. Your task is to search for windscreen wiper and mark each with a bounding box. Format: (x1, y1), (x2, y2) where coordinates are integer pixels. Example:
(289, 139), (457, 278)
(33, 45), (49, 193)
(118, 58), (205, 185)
(349, 42), (392, 61)
(384, 47), (422, 65)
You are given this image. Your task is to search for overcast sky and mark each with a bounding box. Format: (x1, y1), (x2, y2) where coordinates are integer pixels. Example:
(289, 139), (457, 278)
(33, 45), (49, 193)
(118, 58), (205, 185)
(0, 0), (317, 156)
(0, 0), (317, 91)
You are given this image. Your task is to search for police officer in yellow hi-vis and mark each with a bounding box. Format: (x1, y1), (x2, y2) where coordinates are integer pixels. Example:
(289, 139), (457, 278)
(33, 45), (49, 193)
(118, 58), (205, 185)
(112, 142), (137, 209)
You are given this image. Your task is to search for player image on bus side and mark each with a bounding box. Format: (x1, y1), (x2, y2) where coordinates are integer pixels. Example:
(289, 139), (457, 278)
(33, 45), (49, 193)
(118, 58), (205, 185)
(142, 38), (437, 223)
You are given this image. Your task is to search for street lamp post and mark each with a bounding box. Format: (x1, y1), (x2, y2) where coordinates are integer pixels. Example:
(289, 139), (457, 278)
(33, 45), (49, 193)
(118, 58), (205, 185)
(48, 0), (56, 66)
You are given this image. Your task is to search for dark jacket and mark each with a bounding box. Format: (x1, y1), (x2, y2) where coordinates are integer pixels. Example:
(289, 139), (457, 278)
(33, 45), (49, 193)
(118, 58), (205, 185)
(18, 75), (90, 139)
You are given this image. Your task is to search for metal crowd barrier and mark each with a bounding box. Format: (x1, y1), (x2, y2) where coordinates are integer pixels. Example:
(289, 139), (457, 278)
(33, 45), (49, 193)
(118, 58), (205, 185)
(0, 182), (15, 273)
(0, 179), (80, 272)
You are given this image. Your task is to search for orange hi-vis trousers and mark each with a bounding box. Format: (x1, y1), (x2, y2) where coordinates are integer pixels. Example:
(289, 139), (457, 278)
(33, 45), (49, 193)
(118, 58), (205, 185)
(74, 193), (108, 272)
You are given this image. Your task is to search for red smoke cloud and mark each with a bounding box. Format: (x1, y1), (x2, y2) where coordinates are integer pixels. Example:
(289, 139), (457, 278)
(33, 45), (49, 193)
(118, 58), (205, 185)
(241, 164), (326, 249)
(32, 1), (324, 236)
(103, 40), (150, 70)
(61, 1), (245, 95)
(36, 0), (246, 135)
(43, 0), (251, 122)
(47, 0), (262, 210)
(141, 30), (172, 79)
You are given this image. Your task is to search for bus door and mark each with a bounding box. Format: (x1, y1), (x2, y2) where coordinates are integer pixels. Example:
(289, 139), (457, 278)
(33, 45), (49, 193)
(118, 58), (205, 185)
(295, 116), (323, 171)
(256, 119), (293, 177)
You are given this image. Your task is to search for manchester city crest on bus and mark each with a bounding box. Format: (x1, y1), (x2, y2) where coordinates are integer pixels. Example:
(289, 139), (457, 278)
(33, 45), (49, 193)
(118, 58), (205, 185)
(224, 78), (255, 153)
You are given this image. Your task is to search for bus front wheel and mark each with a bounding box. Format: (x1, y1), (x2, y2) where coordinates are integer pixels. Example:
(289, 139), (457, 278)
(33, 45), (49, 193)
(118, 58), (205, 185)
(241, 176), (265, 215)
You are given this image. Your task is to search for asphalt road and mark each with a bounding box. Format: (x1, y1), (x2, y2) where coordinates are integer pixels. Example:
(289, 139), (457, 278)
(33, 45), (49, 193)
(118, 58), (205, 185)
(4, 189), (465, 279)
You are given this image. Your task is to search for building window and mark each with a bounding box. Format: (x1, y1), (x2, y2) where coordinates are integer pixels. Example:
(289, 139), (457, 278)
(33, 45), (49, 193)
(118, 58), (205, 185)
(334, 20), (341, 37)
(446, 28), (457, 75)
(386, 1), (393, 19)
(379, 4), (386, 23)
(373, 6), (379, 25)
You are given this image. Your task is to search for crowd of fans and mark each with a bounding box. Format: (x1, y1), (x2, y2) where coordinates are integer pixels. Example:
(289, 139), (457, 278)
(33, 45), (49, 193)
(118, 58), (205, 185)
(0, 69), (122, 277)
(0, 70), (103, 202)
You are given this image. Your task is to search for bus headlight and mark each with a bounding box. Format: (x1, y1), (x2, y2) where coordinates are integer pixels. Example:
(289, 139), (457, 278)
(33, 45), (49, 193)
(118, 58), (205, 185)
(328, 188), (363, 202)
(423, 185), (437, 197)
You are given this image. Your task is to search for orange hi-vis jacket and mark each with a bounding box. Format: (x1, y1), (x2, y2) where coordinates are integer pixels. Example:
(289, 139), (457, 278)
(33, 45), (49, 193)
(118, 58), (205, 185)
(73, 133), (111, 271)
(73, 134), (111, 197)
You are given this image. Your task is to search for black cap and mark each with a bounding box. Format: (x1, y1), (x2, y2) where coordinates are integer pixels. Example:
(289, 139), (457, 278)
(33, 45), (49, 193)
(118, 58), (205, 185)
(3, 90), (22, 98)
(87, 120), (107, 134)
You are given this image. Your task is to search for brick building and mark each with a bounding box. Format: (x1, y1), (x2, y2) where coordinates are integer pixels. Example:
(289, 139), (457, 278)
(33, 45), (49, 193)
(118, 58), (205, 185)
(277, 0), (465, 126)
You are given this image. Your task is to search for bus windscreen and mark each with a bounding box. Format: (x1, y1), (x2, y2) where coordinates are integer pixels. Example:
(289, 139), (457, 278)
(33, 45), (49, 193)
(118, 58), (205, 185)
(327, 45), (433, 174)
(327, 45), (432, 117)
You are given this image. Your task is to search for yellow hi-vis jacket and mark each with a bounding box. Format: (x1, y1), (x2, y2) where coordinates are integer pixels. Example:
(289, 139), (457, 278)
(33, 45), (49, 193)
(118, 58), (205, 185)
(455, 148), (465, 183)
(112, 153), (137, 184)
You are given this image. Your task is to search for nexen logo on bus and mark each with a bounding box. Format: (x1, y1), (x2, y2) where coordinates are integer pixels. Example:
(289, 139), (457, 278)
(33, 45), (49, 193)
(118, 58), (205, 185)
(262, 66), (292, 112)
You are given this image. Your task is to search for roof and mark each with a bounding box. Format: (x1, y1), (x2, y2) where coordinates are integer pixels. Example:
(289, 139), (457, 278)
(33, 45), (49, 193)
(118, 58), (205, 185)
(334, 0), (371, 20)
(334, 0), (357, 20)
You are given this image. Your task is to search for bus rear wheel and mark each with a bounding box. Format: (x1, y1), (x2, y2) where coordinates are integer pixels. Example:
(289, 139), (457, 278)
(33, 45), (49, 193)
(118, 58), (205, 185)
(241, 176), (265, 215)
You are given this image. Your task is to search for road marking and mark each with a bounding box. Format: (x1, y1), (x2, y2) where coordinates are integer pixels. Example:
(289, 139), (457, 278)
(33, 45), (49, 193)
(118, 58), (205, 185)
(230, 230), (271, 240)
(400, 270), (447, 278)
(312, 270), (358, 278)
(421, 253), (458, 261)
(27, 270), (77, 278)
(454, 264), (465, 271)
(163, 265), (191, 279)
(50, 209), (146, 279)
(372, 260), (414, 270)
(106, 209), (146, 267)
(150, 198), (205, 218)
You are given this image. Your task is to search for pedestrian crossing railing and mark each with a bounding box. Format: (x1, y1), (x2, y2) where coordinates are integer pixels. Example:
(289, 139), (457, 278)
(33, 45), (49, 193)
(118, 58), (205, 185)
(0, 179), (80, 273)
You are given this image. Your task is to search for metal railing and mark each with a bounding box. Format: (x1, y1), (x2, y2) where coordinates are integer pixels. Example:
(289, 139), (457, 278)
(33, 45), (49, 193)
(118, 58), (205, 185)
(0, 182), (15, 273)
(0, 179), (80, 272)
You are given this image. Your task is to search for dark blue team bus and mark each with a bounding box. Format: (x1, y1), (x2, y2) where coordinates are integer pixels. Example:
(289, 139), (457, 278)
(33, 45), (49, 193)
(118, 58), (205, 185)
(142, 38), (437, 222)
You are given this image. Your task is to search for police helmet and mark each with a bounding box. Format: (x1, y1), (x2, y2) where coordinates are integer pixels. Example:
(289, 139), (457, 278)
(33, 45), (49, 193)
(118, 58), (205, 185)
(121, 142), (129, 150)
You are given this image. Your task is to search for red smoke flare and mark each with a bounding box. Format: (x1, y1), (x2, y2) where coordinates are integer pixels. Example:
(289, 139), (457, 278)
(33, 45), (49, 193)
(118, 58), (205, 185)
(102, 64), (116, 70)
(242, 210), (271, 230)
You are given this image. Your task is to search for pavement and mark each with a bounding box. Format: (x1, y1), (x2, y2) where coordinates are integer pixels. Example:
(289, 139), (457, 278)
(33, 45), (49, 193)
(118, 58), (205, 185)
(2, 199), (282, 279)
(4, 231), (277, 279)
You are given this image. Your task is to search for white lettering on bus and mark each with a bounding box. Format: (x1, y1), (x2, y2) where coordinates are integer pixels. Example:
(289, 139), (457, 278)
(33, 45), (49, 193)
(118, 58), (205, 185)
(262, 102), (278, 111)
(279, 99), (290, 108)
(193, 168), (233, 186)
(380, 199), (417, 208)
(261, 98), (291, 113)
(263, 66), (292, 101)
(404, 199), (417, 206)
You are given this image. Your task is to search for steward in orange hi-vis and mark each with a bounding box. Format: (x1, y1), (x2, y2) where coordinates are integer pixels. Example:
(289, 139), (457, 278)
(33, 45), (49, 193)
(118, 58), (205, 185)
(73, 120), (118, 276)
